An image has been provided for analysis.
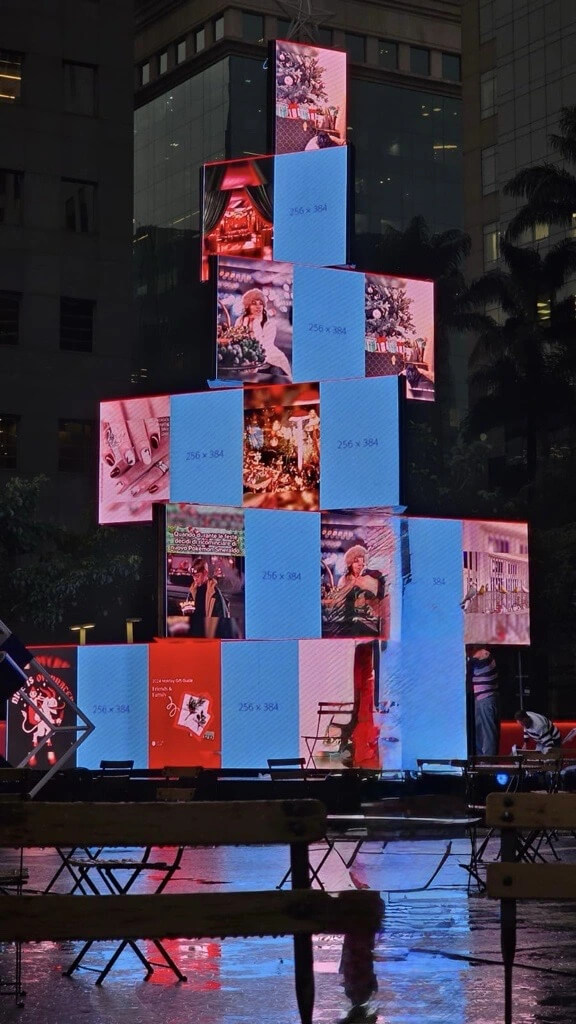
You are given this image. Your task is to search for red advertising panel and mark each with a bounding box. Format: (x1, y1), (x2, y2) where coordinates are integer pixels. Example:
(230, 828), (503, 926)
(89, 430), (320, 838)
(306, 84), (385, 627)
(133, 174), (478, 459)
(462, 520), (530, 645)
(201, 157), (274, 281)
(364, 274), (435, 400)
(148, 640), (221, 768)
(273, 40), (347, 155)
(99, 395), (170, 524)
(216, 256), (293, 383)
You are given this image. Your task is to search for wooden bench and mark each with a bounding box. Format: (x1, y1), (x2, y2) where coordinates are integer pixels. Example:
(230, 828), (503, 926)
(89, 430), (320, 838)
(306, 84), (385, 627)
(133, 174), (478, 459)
(0, 799), (382, 1023)
(486, 791), (576, 1024)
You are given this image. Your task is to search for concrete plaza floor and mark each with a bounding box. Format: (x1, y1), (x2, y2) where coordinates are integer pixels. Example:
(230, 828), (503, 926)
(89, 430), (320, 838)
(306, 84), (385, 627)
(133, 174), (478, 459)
(2, 835), (576, 1024)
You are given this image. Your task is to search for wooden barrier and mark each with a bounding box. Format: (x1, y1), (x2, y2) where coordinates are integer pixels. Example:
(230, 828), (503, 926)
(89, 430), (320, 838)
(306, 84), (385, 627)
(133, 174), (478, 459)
(0, 799), (383, 1024)
(486, 792), (576, 1024)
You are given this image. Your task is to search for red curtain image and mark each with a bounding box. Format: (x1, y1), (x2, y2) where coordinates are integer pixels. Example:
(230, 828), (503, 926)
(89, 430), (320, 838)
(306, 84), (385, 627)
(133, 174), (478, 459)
(201, 158), (274, 280)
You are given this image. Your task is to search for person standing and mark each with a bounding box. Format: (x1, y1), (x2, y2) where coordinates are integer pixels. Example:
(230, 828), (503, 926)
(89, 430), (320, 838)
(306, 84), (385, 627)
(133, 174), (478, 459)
(468, 645), (500, 756)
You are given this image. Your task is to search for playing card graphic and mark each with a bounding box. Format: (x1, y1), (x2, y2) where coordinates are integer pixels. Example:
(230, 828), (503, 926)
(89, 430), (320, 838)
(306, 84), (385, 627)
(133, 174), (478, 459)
(177, 693), (211, 737)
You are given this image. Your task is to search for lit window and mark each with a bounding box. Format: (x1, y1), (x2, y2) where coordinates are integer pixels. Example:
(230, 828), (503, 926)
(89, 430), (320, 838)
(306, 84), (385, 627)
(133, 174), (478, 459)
(140, 62), (150, 86)
(62, 179), (97, 233)
(0, 169), (23, 225)
(480, 70), (496, 118)
(378, 40), (398, 69)
(159, 51), (168, 74)
(0, 291), (20, 345)
(214, 16), (224, 41)
(0, 50), (22, 102)
(60, 297), (95, 351)
(534, 222), (549, 241)
(63, 62), (97, 116)
(176, 40), (186, 64)
(195, 28), (206, 52)
(537, 299), (551, 322)
(242, 12), (264, 43)
(0, 414), (19, 469)
(442, 53), (461, 81)
(58, 419), (93, 472)
(483, 222), (500, 265)
(410, 46), (430, 76)
(481, 146), (497, 194)
(344, 33), (365, 63)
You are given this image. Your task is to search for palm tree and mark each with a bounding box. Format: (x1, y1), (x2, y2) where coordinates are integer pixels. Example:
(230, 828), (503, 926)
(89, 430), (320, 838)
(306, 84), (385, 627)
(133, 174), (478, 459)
(465, 239), (576, 487)
(505, 106), (576, 240)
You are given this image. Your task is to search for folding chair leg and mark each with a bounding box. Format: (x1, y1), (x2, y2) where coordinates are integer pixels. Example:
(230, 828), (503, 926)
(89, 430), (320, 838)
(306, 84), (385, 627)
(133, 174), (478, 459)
(95, 941), (138, 985)
(63, 940), (95, 977)
(149, 939), (187, 981)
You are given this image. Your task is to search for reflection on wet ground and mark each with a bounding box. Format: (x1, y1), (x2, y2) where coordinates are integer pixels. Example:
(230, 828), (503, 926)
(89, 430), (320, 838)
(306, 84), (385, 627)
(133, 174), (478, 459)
(2, 836), (576, 1023)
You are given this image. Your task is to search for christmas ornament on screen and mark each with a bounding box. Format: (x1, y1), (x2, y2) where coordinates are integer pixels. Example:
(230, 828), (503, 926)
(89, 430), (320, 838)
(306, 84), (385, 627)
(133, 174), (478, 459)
(276, 45), (329, 105)
(365, 278), (416, 342)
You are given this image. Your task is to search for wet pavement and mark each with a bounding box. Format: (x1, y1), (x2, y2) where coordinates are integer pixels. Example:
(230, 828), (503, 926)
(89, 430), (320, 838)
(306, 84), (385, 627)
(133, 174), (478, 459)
(2, 835), (576, 1024)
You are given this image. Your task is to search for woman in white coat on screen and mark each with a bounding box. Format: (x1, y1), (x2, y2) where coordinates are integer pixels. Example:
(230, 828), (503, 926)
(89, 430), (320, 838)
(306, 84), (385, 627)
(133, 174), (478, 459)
(236, 288), (292, 379)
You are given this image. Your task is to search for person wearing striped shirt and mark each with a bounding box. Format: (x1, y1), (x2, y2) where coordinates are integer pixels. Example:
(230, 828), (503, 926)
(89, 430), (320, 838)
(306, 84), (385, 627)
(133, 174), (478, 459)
(468, 646), (500, 756)
(514, 710), (561, 753)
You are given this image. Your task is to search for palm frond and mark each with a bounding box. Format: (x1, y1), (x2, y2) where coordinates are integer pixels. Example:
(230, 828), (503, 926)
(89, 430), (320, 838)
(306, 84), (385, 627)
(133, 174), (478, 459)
(505, 199), (576, 240)
(464, 269), (526, 317)
(504, 164), (564, 199)
(543, 238), (576, 290)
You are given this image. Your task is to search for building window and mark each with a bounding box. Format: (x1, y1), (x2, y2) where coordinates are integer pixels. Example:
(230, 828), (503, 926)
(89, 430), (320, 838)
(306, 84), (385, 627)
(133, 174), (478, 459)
(480, 70), (496, 118)
(60, 297), (95, 351)
(317, 27), (333, 48)
(483, 222), (500, 265)
(0, 50), (22, 102)
(63, 61), (97, 116)
(195, 28), (206, 52)
(442, 52), (461, 81)
(242, 12), (264, 43)
(62, 179), (97, 233)
(410, 46), (430, 76)
(534, 221), (549, 242)
(58, 419), (93, 472)
(481, 146), (497, 194)
(0, 291), (20, 345)
(214, 16), (224, 41)
(0, 169), (23, 225)
(0, 414), (19, 469)
(176, 39), (186, 63)
(140, 61), (150, 86)
(277, 17), (291, 38)
(378, 39), (398, 69)
(159, 50), (168, 74)
(344, 33), (365, 63)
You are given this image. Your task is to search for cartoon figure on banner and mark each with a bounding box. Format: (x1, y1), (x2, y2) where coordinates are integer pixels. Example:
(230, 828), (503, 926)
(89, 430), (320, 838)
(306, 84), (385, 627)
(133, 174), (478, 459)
(11, 672), (66, 766)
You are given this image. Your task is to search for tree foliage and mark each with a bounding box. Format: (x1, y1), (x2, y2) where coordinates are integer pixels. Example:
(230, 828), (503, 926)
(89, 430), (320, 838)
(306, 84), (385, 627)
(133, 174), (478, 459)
(0, 476), (141, 632)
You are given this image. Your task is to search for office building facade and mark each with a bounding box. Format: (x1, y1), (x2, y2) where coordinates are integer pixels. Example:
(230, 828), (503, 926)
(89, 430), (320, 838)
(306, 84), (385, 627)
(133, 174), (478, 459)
(134, 0), (463, 393)
(0, 0), (135, 530)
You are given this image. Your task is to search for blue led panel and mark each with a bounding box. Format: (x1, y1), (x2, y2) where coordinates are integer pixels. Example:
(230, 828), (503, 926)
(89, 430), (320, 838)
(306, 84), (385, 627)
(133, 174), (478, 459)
(292, 266), (365, 382)
(244, 509), (321, 638)
(170, 390), (243, 506)
(320, 376), (400, 509)
(76, 645), (149, 768)
(273, 147), (348, 266)
(221, 640), (299, 766)
(399, 517), (466, 767)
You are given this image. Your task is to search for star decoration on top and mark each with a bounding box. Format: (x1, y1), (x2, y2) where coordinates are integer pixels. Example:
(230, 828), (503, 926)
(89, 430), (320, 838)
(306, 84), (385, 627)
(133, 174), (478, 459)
(275, 0), (335, 42)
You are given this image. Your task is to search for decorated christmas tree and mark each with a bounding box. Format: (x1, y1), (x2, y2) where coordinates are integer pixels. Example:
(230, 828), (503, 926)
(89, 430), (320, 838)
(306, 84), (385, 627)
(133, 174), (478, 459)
(276, 45), (329, 105)
(365, 277), (416, 340)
